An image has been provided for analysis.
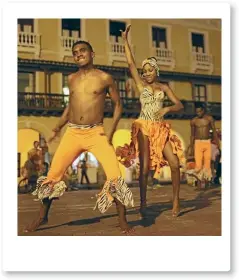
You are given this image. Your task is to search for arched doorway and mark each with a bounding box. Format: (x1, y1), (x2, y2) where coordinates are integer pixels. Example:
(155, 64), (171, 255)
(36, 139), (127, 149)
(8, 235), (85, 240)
(72, 152), (99, 184)
(18, 128), (49, 181)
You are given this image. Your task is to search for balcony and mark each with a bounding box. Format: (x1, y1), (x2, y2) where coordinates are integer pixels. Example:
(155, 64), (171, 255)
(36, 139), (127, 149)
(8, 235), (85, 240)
(18, 93), (221, 120)
(60, 36), (81, 59)
(152, 47), (175, 69)
(192, 52), (213, 73)
(108, 41), (136, 65)
(109, 42), (126, 63)
(18, 32), (41, 57)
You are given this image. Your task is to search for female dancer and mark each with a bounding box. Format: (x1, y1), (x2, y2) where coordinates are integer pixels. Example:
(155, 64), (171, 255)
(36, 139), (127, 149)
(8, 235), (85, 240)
(116, 25), (185, 217)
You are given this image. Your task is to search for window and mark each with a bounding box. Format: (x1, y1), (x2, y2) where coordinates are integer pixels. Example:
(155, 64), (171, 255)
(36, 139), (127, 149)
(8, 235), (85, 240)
(117, 79), (126, 98)
(193, 84), (207, 101)
(109, 21), (126, 43)
(191, 32), (205, 53)
(18, 72), (35, 92)
(62, 74), (68, 89)
(62, 74), (70, 104)
(152, 27), (167, 48)
(18, 153), (21, 178)
(18, 19), (34, 32)
(62, 19), (81, 37)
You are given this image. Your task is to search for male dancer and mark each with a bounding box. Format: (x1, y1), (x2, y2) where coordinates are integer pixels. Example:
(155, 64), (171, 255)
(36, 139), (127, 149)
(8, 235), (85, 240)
(189, 102), (219, 188)
(24, 40), (134, 234)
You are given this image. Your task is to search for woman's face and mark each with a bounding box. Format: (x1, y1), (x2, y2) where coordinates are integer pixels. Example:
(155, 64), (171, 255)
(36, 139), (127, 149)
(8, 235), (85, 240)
(142, 63), (157, 84)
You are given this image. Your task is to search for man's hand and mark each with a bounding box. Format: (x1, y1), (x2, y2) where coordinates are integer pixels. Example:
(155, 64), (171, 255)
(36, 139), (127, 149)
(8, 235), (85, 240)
(108, 133), (114, 145)
(47, 130), (61, 144)
(100, 132), (113, 145)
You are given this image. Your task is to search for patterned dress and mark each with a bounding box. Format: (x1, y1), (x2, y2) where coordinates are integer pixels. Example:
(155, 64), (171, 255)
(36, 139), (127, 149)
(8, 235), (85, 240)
(116, 88), (185, 178)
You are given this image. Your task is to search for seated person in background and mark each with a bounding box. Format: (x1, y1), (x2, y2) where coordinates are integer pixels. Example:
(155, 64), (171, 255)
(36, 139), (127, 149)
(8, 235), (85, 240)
(28, 141), (42, 160)
(23, 154), (41, 189)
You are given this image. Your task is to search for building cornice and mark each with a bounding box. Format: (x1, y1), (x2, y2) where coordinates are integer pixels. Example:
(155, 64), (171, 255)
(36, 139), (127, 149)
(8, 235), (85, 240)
(18, 58), (221, 84)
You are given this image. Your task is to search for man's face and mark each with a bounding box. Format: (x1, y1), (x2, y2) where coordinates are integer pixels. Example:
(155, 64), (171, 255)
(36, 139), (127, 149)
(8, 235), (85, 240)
(34, 141), (39, 148)
(72, 43), (94, 66)
(196, 107), (205, 118)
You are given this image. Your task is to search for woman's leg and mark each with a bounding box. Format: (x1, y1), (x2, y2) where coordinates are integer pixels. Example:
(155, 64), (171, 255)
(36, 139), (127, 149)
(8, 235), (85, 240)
(163, 141), (181, 217)
(137, 130), (150, 212)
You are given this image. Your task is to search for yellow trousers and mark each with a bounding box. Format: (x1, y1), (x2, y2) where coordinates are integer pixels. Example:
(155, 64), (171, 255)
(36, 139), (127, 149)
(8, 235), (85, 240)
(194, 139), (212, 181)
(47, 126), (121, 184)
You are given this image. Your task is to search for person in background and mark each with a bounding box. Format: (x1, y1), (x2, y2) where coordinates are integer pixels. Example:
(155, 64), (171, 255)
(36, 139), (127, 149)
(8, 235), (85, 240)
(211, 139), (220, 184)
(189, 102), (219, 189)
(28, 141), (42, 160)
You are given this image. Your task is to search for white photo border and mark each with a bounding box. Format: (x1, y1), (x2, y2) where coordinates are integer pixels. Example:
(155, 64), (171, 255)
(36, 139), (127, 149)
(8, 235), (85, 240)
(1, 1), (230, 272)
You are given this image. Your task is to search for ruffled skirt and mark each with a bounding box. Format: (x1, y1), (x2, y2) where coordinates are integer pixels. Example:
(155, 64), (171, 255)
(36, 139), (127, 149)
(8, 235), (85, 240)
(116, 119), (185, 178)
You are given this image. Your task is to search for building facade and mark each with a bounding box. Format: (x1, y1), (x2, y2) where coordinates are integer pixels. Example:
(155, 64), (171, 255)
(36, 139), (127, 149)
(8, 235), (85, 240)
(18, 18), (221, 181)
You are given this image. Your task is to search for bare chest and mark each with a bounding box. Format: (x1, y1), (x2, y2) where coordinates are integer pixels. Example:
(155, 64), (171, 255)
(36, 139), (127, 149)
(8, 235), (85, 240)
(194, 118), (210, 128)
(70, 75), (106, 96)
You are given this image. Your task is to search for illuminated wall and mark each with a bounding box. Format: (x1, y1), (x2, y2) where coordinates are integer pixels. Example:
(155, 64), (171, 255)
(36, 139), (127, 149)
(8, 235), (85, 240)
(18, 129), (39, 167)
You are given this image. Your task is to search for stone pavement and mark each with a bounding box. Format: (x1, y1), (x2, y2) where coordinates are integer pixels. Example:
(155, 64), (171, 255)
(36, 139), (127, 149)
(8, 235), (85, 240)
(18, 184), (221, 236)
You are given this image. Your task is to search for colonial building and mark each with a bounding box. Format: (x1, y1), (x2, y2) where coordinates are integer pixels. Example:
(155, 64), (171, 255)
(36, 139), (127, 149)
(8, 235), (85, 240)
(18, 18), (221, 181)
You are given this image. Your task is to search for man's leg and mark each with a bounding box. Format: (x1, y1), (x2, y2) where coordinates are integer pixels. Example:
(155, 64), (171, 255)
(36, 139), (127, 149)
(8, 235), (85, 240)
(85, 171), (90, 184)
(89, 132), (134, 234)
(44, 130), (83, 186)
(194, 141), (203, 188)
(80, 171), (84, 184)
(24, 198), (54, 231)
(25, 128), (84, 232)
(203, 142), (212, 186)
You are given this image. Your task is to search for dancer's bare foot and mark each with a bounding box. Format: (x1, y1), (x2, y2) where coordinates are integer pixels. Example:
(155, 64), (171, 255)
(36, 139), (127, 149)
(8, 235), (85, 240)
(195, 180), (202, 191)
(24, 217), (48, 233)
(115, 198), (135, 235)
(172, 200), (180, 217)
(119, 217), (135, 235)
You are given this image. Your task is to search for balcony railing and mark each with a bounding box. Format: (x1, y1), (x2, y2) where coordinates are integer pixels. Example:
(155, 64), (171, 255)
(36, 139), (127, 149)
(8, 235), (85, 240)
(60, 36), (81, 58)
(18, 32), (41, 57)
(152, 47), (175, 68)
(110, 42), (125, 57)
(18, 93), (221, 120)
(109, 42), (135, 64)
(192, 52), (213, 73)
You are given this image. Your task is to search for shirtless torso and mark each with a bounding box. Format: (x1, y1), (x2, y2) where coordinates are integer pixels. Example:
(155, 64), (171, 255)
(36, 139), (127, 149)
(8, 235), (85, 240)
(191, 115), (213, 140)
(67, 68), (112, 125)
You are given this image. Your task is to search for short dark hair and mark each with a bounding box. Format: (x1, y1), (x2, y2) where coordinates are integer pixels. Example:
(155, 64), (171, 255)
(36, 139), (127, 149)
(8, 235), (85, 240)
(195, 102), (205, 110)
(33, 141), (39, 146)
(72, 40), (94, 53)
